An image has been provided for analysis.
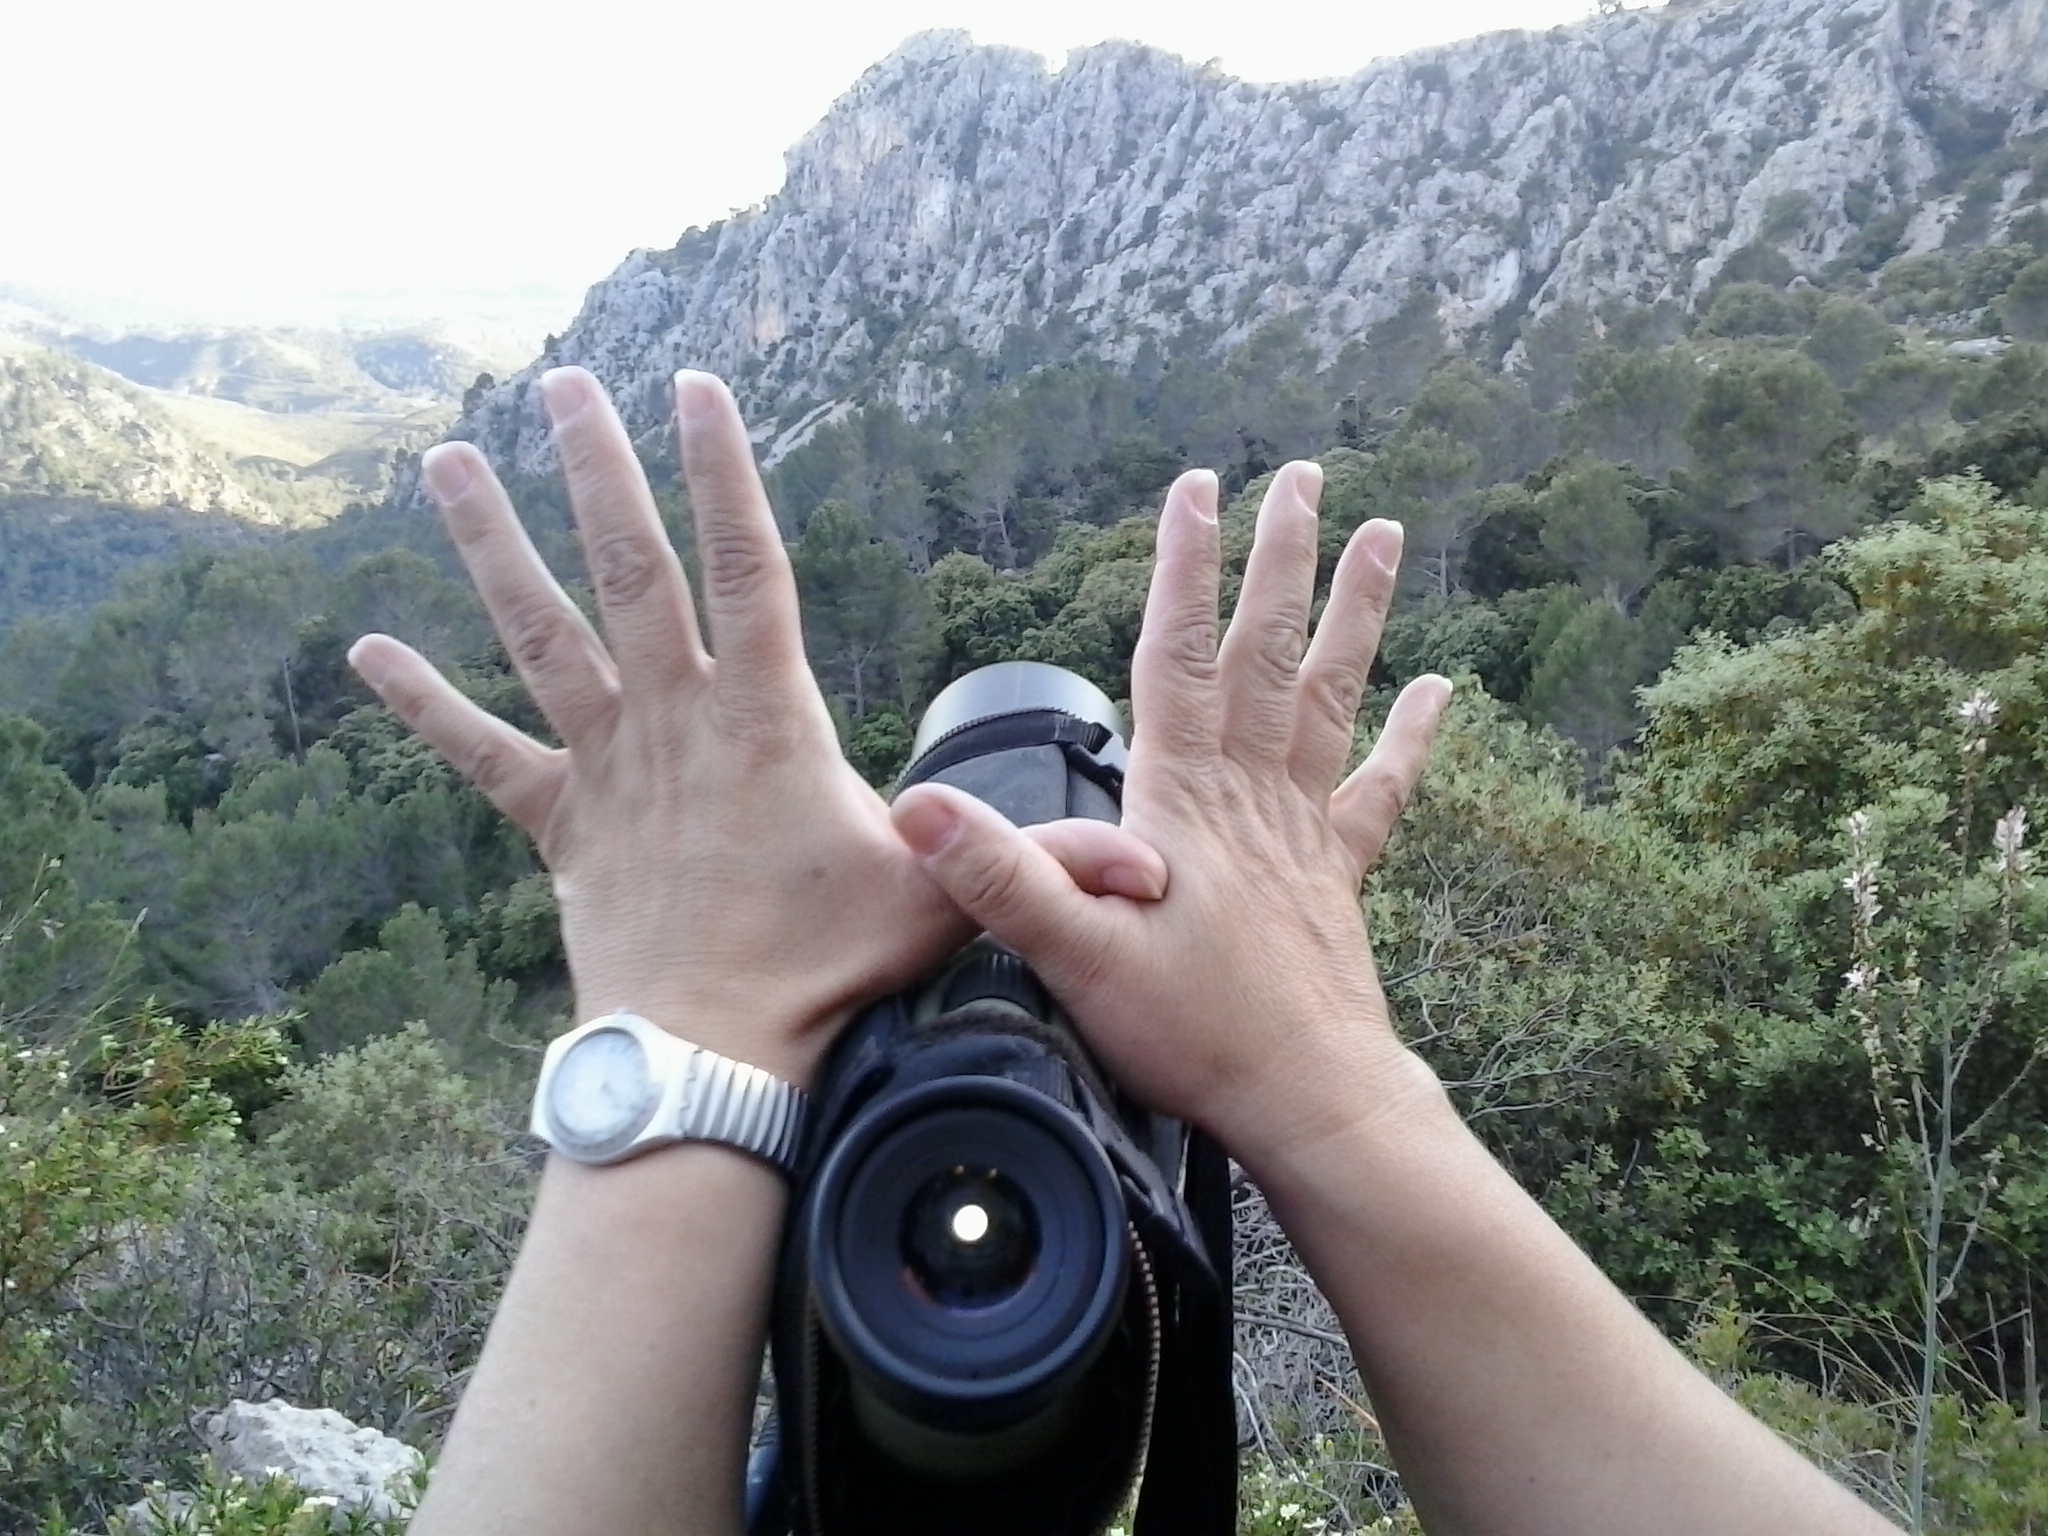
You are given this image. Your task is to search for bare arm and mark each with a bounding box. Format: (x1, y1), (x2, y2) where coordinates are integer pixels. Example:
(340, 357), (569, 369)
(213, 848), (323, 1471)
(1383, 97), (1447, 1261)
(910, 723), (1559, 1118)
(349, 368), (1158, 1534)
(892, 463), (1897, 1536)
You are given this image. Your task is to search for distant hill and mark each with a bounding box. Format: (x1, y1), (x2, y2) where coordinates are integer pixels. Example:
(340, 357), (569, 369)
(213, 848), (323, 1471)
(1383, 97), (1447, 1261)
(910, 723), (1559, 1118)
(0, 336), (464, 629)
(0, 345), (275, 520)
(0, 298), (530, 626)
(57, 326), (497, 414)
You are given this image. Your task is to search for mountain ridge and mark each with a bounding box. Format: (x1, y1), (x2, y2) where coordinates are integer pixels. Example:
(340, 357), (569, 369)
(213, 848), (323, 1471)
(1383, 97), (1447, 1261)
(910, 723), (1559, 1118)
(435, 0), (2047, 492)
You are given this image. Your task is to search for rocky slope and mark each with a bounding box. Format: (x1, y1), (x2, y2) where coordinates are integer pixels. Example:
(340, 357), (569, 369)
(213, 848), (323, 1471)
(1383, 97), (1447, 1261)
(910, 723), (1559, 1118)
(0, 345), (273, 520)
(445, 0), (2048, 486)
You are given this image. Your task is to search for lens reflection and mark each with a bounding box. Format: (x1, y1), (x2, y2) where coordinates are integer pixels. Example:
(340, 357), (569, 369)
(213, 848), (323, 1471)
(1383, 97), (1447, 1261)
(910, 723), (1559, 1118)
(903, 1167), (1038, 1308)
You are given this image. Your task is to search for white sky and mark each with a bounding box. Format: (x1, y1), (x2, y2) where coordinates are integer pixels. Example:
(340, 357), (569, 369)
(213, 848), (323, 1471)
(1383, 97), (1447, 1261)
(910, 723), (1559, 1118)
(3, 0), (1605, 340)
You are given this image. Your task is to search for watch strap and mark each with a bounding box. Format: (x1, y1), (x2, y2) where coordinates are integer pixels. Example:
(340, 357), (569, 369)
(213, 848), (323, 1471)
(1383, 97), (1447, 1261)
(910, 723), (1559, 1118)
(675, 1039), (807, 1172)
(532, 1013), (807, 1174)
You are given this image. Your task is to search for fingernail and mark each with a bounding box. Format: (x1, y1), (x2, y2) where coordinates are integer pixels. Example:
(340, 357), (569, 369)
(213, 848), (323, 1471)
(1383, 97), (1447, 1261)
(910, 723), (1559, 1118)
(420, 443), (474, 506)
(1183, 469), (1219, 524)
(1361, 519), (1404, 573)
(540, 367), (593, 426)
(674, 369), (721, 426)
(1293, 460), (1324, 512)
(1102, 861), (1164, 900)
(346, 638), (389, 689)
(896, 793), (962, 856)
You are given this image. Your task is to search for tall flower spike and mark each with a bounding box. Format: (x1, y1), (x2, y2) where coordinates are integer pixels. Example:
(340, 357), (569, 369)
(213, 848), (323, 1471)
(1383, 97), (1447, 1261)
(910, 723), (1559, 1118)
(1959, 690), (2001, 731)
(1994, 806), (2032, 875)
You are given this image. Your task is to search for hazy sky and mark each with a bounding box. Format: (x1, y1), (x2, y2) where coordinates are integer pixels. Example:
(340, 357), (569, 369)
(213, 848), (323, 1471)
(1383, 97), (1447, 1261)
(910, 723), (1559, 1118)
(5, 0), (1607, 337)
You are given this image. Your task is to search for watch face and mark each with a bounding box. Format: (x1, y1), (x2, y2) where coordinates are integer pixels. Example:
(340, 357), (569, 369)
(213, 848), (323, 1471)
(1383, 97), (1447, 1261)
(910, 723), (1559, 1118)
(547, 1027), (658, 1154)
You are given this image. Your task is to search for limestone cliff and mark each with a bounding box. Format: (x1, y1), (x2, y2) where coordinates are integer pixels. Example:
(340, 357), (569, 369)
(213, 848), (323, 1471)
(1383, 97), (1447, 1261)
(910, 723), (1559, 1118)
(445, 0), (2048, 485)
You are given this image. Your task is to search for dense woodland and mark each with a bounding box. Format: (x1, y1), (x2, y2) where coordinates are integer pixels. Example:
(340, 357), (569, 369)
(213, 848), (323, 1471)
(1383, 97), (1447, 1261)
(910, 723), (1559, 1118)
(7, 234), (2048, 1532)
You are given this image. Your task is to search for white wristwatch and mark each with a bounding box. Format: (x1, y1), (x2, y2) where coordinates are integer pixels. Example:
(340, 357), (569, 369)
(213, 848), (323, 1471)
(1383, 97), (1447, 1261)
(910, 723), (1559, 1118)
(530, 1013), (807, 1174)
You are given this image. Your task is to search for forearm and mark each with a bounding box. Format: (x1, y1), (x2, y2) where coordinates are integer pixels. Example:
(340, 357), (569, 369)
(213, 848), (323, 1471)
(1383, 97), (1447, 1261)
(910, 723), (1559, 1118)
(1243, 1046), (1896, 1536)
(410, 1147), (783, 1536)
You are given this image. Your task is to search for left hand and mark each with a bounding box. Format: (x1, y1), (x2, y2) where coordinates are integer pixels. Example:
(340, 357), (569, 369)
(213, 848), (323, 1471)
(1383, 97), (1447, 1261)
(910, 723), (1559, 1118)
(347, 367), (1161, 1086)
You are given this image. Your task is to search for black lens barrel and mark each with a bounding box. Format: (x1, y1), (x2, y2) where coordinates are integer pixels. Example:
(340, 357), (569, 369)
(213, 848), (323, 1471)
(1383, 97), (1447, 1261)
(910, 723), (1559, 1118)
(807, 1076), (1129, 1439)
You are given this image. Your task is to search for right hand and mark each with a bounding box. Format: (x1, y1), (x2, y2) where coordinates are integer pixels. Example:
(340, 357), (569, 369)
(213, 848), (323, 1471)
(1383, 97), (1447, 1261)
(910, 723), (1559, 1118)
(892, 463), (1452, 1169)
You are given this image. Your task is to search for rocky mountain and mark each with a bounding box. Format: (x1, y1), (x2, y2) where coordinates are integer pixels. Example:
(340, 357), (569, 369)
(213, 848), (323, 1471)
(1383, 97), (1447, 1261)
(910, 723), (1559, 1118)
(443, 0), (2047, 488)
(0, 345), (272, 520)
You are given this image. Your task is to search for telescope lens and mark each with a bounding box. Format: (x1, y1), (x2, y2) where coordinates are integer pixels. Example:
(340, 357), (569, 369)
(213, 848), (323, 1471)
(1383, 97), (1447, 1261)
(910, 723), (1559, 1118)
(903, 1168), (1038, 1308)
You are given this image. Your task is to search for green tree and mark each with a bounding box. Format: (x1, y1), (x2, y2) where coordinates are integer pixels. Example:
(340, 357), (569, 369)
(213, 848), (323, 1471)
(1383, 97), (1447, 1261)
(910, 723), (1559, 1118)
(1854, 353), (1964, 454)
(1536, 458), (1655, 613)
(1685, 348), (1858, 563)
(792, 499), (923, 719)
(1569, 346), (1701, 479)
(1996, 256), (2048, 343)
(0, 717), (133, 1035)
(331, 549), (481, 668)
(1519, 303), (1600, 412)
(1953, 344), (2048, 429)
(169, 550), (316, 763)
(922, 553), (1041, 692)
(1698, 281), (1809, 339)
(1803, 298), (1901, 390)
(300, 903), (518, 1066)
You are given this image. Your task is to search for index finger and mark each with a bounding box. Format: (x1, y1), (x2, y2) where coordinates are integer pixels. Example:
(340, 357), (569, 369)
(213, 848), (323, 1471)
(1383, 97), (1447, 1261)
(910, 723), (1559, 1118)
(673, 371), (809, 698)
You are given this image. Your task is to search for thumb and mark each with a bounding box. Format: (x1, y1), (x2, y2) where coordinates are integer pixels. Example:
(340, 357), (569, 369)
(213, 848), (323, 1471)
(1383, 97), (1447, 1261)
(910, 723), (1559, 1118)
(1023, 817), (1169, 901)
(892, 784), (1116, 976)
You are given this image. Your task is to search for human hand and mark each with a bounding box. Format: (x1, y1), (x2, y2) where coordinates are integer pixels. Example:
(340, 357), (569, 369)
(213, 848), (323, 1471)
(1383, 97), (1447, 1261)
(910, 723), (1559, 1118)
(347, 368), (1161, 1087)
(891, 463), (1451, 1166)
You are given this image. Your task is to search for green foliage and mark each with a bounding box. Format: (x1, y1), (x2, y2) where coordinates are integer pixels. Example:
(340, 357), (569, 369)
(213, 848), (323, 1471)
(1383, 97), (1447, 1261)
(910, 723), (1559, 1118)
(6, 1025), (524, 1530)
(1954, 344), (2048, 428)
(0, 1009), (288, 1528)
(1684, 347), (1858, 562)
(0, 716), (135, 1035)
(1569, 346), (1701, 478)
(1535, 457), (1654, 611)
(1804, 298), (1902, 390)
(299, 904), (520, 1067)
(1854, 351), (1964, 453)
(1699, 281), (1811, 339)
(2002, 257), (2048, 343)
(1633, 476), (2048, 857)
(88, 1468), (415, 1536)
(793, 499), (926, 719)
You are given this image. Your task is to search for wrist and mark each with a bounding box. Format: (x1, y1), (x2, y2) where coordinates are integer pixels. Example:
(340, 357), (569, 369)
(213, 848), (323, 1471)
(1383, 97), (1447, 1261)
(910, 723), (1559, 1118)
(1218, 1027), (1453, 1188)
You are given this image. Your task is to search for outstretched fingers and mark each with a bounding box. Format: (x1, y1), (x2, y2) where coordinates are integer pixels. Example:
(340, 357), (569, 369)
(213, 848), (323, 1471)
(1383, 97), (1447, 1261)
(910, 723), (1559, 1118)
(1293, 518), (1404, 794)
(541, 368), (706, 696)
(1330, 674), (1454, 877)
(1219, 462), (1324, 758)
(422, 440), (620, 748)
(673, 372), (810, 709)
(348, 634), (566, 838)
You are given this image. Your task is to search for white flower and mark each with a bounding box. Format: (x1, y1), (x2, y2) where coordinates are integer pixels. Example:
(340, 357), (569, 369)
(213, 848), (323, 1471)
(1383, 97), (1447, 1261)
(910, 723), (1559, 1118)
(1994, 806), (2033, 874)
(1960, 690), (2001, 730)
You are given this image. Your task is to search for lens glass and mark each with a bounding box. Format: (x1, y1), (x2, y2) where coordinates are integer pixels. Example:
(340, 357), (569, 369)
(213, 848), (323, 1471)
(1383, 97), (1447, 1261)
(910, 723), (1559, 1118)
(902, 1166), (1039, 1308)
